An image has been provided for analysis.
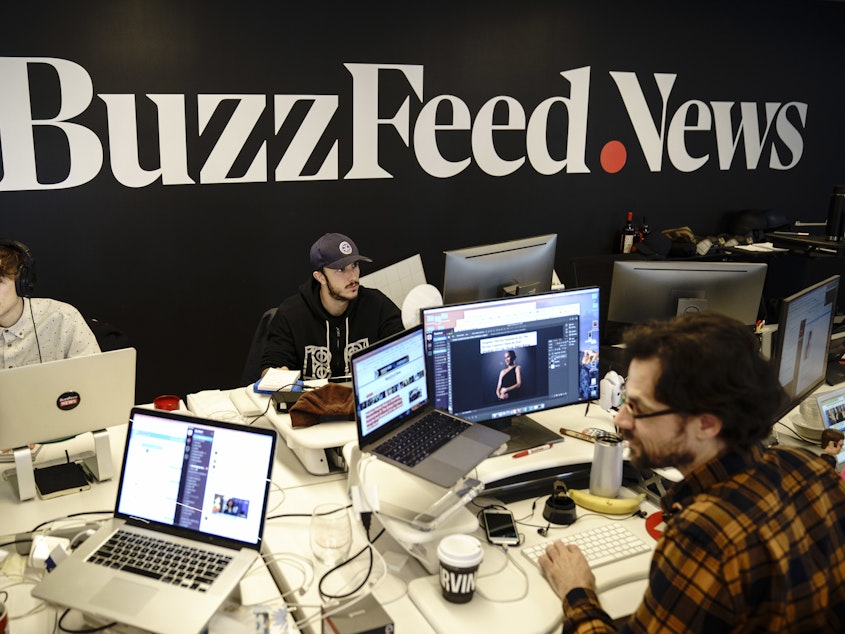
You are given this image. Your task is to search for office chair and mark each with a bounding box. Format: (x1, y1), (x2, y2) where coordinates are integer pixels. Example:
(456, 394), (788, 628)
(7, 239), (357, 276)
(86, 318), (131, 352)
(240, 307), (278, 386)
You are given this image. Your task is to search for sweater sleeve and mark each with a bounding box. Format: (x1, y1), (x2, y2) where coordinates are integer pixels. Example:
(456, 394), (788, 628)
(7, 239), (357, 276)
(260, 306), (299, 373)
(561, 588), (618, 634)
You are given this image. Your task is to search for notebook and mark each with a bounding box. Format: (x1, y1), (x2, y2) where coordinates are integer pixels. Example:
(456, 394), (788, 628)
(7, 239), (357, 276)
(351, 326), (509, 488)
(33, 407), (277, 634)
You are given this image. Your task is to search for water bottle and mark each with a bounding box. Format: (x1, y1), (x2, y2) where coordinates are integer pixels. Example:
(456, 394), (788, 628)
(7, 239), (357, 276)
(589, 433), (623, 498)
(826, 185), (845, 242)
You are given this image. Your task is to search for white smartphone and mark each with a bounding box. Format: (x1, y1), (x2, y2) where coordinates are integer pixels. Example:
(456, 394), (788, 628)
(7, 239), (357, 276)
(482, 508), (519, 546)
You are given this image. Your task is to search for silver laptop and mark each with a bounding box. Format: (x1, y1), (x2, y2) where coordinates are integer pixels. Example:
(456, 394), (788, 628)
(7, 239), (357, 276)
(0, 348), (136, 450)
(33, 407), (277, 634)
(351, 326), (509, 488)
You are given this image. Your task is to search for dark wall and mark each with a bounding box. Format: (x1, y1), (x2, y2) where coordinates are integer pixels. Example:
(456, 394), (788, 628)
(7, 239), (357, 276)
(1, 1), (843, 402)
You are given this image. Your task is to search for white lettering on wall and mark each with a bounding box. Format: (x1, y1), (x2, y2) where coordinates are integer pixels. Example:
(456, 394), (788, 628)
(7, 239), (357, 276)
(0, 58), (808, 191)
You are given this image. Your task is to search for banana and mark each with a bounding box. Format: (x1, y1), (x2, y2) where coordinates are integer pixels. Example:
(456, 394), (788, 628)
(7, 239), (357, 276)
(568, 489), (645, 515)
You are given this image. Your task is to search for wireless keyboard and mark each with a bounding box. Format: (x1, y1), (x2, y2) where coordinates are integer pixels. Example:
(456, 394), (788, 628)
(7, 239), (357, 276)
(521, 522), (652, 569)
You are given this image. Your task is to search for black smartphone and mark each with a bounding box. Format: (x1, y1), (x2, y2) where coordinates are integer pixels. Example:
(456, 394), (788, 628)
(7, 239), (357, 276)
(482, 508), (519, 546)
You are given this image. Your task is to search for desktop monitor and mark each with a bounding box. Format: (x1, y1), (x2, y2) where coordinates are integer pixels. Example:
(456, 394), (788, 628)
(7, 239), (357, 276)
(0, 348), (137, 450)
(442, 233), (558, 304)
(771, 275), (840, 422)
(607, 261), (767, 326)
(421, 288), (601, 435)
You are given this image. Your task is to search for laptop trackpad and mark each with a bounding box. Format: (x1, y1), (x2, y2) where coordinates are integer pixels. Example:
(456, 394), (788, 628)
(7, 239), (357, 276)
(436, 436), (492, 464)
(91, 578), (157, 615)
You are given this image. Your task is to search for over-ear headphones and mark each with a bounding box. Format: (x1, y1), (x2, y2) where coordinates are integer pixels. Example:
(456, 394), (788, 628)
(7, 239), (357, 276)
(542, 479), (577, 526)
(0, 239), (36, 297)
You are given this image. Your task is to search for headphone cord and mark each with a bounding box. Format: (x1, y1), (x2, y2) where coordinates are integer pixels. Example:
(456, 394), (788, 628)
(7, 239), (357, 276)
(27, 296), (43, 363)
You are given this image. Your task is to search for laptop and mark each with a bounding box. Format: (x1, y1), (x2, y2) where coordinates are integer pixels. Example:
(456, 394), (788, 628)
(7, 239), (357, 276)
(33, 407), (277, 634)
(351, 326), (509, 488)
(0, 348), (136, 451)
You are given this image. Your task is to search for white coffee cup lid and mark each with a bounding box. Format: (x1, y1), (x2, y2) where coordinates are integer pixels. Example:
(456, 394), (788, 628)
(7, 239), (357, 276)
(438, 534), (483, 567)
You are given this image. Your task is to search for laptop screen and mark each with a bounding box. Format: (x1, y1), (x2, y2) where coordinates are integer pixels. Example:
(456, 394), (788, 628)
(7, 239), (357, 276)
(352, 327), (429, 445)
(116, 408), (276, 548)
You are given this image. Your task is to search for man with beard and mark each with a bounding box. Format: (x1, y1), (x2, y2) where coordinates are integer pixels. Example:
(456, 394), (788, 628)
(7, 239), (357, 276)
(261, 233), (403, 381)
(539, 312), (845, 633)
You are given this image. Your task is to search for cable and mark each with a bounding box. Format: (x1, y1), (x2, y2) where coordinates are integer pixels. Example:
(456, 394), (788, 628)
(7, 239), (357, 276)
(27, 296), (43, 363)
(57, 609), (116, 633)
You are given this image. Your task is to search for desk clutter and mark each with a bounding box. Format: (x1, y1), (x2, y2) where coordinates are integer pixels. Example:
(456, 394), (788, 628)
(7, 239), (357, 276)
(4, 349), (842, 633)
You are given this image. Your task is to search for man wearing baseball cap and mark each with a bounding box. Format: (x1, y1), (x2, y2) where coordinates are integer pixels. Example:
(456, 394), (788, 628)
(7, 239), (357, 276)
(260, 233), (403, 381)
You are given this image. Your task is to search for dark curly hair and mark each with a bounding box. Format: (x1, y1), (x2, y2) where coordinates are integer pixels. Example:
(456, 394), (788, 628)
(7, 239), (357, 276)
(622, 312), (785, 451)
(0, 244), (23, 280)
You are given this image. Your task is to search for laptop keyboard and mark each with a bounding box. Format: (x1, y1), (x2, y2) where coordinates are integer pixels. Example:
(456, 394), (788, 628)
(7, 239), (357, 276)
(375, 410), (470, 467)
(88, 529), (233, 592)
(522, 523), (652, 569)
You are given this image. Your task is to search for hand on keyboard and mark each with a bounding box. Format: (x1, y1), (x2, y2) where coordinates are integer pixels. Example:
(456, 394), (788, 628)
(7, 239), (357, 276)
(522, 523), (652, 569)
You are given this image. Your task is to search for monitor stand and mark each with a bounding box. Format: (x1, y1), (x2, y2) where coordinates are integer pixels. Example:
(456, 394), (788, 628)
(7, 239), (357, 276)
(481, 414), (562, 455)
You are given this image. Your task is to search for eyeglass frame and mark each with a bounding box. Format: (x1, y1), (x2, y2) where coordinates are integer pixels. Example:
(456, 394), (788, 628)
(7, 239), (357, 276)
(617, 387), (688, 420)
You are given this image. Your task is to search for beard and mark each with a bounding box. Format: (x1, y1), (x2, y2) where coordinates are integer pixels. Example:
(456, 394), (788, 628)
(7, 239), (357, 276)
(622, 421), (695, 471)
(325, 275), (359, 302)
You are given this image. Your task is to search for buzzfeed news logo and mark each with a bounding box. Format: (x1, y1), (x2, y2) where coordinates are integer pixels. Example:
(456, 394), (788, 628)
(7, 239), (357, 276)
(0, 59), (807, 191)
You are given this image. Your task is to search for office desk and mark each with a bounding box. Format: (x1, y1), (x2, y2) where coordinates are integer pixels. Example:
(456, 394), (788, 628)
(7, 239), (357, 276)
(0, 423), (298, 634)
(252, 399), (661, 634)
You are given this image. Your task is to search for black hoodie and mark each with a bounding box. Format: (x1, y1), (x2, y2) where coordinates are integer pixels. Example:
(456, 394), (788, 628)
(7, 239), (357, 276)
(260, 279), (403, 380)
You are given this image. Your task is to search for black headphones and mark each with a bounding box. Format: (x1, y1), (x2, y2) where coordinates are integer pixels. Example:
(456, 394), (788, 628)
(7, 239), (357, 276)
(0, 239), (36, 297)
(542, 479), (577, 526)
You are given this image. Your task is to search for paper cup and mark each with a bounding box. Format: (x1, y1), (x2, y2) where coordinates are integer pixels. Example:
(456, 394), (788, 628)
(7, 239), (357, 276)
(0, 599), (8, 634)
(437, 534), (484, 603)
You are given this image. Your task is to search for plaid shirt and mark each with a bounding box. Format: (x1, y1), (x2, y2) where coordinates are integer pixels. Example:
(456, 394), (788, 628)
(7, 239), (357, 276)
(562, 445), (845, 633)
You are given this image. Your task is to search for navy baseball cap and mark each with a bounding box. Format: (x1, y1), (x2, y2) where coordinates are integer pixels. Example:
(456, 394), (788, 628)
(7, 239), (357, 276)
(309, 233), (372, 270)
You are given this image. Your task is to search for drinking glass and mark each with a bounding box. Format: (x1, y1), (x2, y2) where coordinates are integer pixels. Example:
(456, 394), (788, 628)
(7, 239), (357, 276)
(310, 502), (352, 566)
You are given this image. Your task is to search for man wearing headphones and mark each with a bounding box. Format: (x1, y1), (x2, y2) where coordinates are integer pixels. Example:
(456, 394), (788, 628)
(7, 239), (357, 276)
(260, 233), (403, 381)
(0, 239), (100, 369)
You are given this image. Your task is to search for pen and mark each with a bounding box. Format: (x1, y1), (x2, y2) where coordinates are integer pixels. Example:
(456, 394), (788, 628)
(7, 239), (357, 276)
(512, 438), (565, 459)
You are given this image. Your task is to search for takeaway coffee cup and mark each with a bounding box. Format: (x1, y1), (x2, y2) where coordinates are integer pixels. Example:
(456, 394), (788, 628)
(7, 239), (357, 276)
(0, 598), (8, 634)
(437, 534), (484, 603)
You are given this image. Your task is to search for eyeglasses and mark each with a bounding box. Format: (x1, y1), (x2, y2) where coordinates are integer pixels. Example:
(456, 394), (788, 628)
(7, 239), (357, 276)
(618, 388), (686, 420)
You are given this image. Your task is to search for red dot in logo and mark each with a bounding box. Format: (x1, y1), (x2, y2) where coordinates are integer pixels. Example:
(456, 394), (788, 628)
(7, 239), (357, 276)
(600, 140), (627, 174)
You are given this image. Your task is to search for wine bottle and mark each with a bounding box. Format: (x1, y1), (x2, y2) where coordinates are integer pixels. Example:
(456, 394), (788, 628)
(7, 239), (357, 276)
(619, 211), (636, 254)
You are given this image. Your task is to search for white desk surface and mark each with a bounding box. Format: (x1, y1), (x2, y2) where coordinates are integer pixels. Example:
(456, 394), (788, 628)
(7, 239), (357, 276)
(0, 422), (298, 634)
(3, 391), (819, 634)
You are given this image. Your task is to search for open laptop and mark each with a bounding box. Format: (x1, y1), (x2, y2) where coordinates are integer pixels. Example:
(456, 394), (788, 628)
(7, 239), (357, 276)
(0, 348), (136, 451)
(351, 326), (509, 488)
(33, 407), (277, 634)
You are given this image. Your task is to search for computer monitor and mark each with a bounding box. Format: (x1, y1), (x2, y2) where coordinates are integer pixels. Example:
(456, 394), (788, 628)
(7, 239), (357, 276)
(771, 275), (840, 421)
(442, 233), (558, 304)
(421, 287), (601, 434)
(607, 260), (767, 326)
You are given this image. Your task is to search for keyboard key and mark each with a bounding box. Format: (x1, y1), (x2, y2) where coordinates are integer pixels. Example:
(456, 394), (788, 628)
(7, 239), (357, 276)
(522, 523), (652, 570)
(375, 411), (469, 467)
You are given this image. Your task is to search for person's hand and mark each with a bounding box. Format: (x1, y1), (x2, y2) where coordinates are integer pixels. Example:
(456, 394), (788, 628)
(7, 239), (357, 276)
(538, 541), (596, 600)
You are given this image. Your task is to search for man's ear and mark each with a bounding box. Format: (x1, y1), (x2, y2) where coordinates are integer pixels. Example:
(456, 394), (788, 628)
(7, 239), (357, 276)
(697, 413), (723, 439)
(313, 270), (326, 285)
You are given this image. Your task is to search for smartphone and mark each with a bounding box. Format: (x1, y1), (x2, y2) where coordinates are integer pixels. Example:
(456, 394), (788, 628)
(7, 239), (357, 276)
(482, 508), (519, 546)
